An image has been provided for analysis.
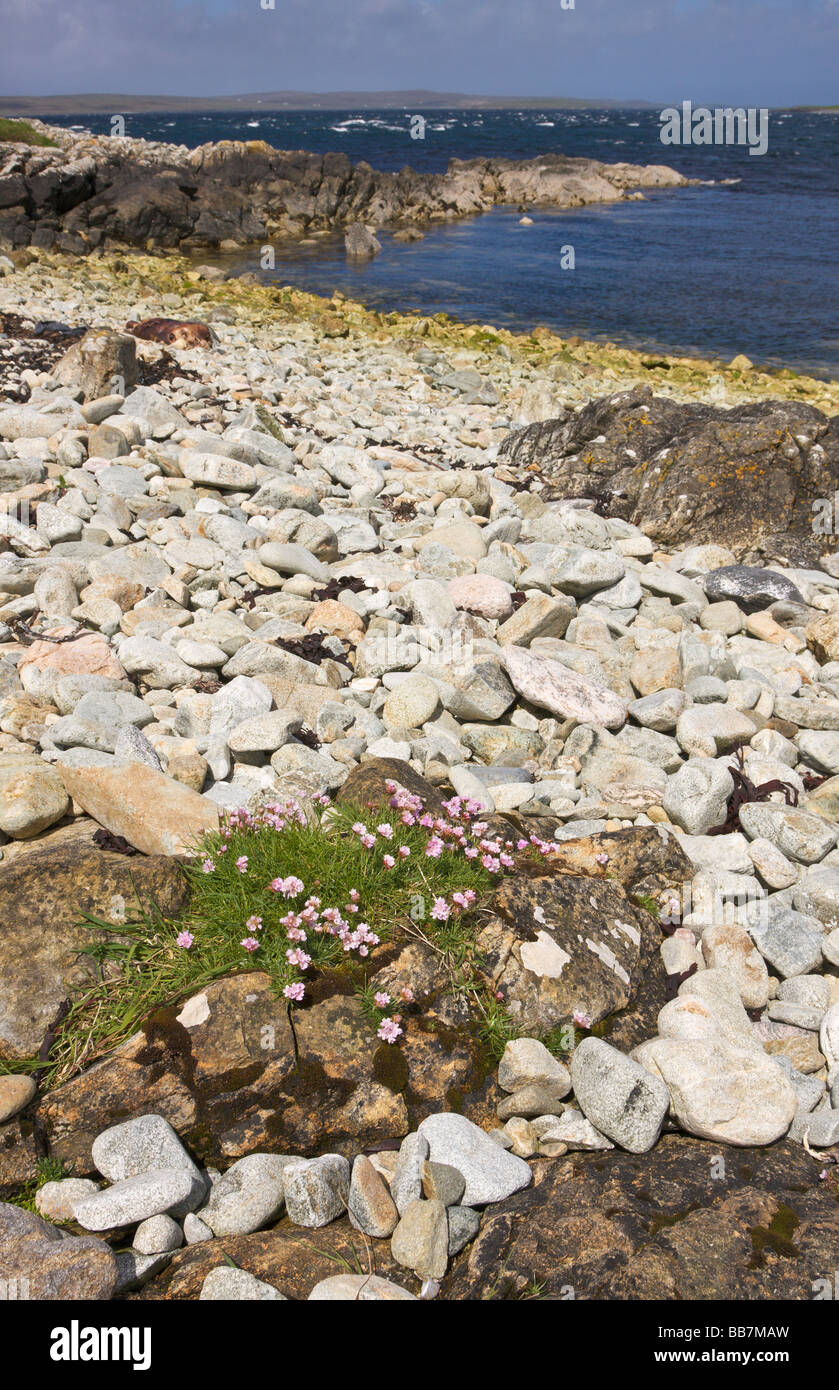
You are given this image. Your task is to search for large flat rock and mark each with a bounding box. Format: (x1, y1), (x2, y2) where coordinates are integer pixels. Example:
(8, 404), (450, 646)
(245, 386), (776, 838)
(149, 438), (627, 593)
(445, 1135), (839, 1300)
(59, 762), (218, 856)
(37, 966), (499, 1173)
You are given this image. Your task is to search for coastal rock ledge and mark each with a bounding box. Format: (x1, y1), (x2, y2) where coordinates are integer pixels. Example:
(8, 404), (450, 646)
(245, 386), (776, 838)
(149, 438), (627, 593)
(0, 123), (689, 253)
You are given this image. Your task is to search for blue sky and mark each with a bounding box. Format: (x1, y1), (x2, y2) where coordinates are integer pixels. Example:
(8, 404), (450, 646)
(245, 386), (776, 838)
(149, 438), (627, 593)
(0, 0), (836, 104)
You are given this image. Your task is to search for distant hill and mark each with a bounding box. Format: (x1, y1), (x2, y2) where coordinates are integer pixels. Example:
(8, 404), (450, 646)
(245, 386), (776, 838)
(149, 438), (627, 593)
(0, 90), (658, 117)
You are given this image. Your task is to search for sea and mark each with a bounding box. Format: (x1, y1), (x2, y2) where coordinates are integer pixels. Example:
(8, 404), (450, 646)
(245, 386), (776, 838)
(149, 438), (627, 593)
(45, 107), (839, 378)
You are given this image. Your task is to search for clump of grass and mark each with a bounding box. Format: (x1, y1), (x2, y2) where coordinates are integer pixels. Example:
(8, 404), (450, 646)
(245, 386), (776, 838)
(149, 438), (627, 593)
(518, 1276), (548, 1301)
(0, 118), (57, 147)
(179, 792), (497, 1009)
(631, 892), (660, 920)
(0, 898), (235, 1091)
(6, 1156), (68, 1215)
(539, 1022), (578, 1058)
(478, 993), (525, 1061)
(478, 996), (578, 1063)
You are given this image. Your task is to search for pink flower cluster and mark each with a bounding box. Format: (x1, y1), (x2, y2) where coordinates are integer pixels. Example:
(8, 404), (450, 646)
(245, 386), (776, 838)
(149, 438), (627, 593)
(181, 783), (568, 1028)
(350, 817), (414, 859)
(268, 875), (305, 898)
(369, 986), (406, 1044)
(383, 781), (564, 880)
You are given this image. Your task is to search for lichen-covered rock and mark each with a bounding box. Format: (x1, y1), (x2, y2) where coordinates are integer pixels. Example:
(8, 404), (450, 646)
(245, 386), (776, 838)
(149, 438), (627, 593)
(499, 386), (837, 552)
(517, 825), (692, 896)
(37, 966), (498, 1173)
(53, 327), (138, 400)
(478, 873), (656, 1033)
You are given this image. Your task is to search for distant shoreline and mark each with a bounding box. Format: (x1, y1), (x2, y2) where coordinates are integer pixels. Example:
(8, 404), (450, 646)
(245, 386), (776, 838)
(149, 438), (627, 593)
(0, 92), (659, 117)
(0, 93), (834, 118)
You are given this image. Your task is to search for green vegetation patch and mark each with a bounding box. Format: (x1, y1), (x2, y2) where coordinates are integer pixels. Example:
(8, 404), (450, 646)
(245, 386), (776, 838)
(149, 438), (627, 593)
(2, 786), (517, 1089)
(0, 783), (581, 1092)
(0, 119), (57, 147)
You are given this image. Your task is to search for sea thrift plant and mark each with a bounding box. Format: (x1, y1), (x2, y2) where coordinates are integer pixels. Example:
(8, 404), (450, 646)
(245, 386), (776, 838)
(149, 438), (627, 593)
(176, 781), (570, 1034)
(32, 781), (581, 1091)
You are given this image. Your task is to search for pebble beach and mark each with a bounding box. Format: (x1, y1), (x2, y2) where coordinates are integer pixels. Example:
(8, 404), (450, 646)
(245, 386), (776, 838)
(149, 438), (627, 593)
(1, 160), (839, 1303)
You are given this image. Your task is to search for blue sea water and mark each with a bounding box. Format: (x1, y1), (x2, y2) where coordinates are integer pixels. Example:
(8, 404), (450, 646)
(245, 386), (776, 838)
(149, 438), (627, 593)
(46, 107), (839, 377)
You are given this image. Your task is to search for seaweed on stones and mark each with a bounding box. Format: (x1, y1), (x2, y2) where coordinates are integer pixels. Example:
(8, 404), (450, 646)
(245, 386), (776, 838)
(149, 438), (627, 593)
(272, 633), (352, 669)
(311, 576), (367, 602)
(663, 963), (698, 1001)
(706, 743), (800, 836)
(294, 725), (320, 751)
(92, 827), (139, 855)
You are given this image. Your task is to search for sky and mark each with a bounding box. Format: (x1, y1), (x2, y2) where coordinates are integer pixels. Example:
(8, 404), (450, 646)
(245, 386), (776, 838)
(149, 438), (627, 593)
(0, 0), (837, 106)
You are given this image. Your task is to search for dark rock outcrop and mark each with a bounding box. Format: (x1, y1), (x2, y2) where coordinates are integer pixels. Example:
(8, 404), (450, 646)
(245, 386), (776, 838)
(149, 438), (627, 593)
(132, 1134), (839, 1301)
(500, 385), (839, 554)
(444, 1135), (839, 1300)
(0, 126), (688, 254)
(30, 963), (499, 1175)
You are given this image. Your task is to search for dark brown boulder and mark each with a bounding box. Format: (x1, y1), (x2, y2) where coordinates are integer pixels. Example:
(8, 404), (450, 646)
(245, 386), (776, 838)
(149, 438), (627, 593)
(0, 818), (189, 1059)
(336, 756), (447, 815)
(38, 964), (498, 1174)
(500, 386), (838, 554)
(368, 937), (502, 1124)
(599, 940), (671, 1054)
(337, 757), (514, 847)
(445, 1135), (839, 1301)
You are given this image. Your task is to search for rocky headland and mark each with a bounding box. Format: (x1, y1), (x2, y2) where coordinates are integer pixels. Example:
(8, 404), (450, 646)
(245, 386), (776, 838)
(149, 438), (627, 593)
(0, 120), (690, 254)
(0, 240), (838, 1302)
